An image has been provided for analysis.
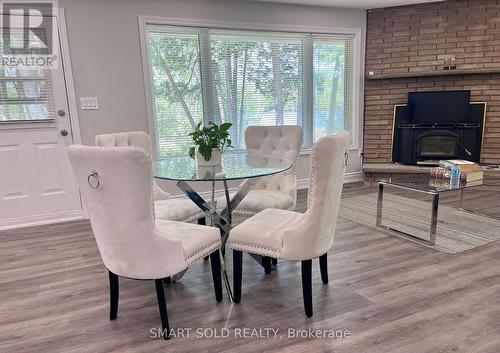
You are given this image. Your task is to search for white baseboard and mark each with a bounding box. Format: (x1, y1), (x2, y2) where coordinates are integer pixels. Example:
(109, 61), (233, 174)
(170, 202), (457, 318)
(1, 172), (364, 231)
(344, 171), (364, 184)
(297, 171), (363, 190)
(297, 178), (309, 190)
(0, 210), (84, 231)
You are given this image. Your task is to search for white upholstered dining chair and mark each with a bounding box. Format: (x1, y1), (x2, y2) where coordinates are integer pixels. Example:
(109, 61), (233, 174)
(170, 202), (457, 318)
(217, 125), (303, 225)
(95, 131), (204, 224)
(67, 145), (222, 339)
(229, 132), (349, 317)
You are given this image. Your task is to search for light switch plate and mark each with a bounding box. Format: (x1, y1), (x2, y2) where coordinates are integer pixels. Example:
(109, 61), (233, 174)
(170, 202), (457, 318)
(80, 97), (99, 110)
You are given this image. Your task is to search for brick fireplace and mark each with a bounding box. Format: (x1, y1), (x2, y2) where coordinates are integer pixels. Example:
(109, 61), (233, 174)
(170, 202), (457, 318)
(363, 0), (500, 183)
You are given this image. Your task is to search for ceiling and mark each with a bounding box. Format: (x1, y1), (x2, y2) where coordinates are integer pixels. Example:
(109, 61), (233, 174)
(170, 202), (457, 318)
(250, 0), (444, 9)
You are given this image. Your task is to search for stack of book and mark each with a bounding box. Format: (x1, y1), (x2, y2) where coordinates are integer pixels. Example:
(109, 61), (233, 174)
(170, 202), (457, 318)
(430, 159), (484, 183)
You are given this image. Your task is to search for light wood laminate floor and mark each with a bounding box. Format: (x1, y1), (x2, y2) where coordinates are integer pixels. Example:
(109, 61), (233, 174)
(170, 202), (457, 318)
(2, 183), (500, 353)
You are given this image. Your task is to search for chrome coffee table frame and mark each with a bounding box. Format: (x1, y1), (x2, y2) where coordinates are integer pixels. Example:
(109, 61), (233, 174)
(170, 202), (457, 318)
(376, 181), (439, 245)
(376, 177), (500, 246)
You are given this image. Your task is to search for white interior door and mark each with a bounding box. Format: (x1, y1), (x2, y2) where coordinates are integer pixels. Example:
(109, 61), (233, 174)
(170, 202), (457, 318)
(0, 12), (81, 229)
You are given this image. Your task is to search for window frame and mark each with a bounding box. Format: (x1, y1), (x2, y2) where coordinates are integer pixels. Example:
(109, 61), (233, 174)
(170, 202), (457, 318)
(139, 16), (363, 159)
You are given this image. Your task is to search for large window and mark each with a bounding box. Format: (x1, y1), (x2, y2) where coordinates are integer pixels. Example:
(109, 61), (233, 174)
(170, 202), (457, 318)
(145, 25), (354, 158)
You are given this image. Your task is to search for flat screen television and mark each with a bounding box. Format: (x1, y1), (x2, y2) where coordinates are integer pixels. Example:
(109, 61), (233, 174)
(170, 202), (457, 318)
(407, 90), (471, 124)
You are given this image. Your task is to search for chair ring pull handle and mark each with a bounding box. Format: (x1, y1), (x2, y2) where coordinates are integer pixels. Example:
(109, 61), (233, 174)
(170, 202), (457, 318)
(88, 170), (100, 189)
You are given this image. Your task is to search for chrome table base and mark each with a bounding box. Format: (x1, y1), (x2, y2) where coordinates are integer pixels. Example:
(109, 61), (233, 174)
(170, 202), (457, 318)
(176, 178), (259, 302)
(376, 182), (439, 246)
(170, 269), (188, 282)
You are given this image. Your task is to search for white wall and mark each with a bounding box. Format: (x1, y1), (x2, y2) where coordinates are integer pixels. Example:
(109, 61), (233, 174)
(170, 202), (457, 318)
(59, 0), (366, 195)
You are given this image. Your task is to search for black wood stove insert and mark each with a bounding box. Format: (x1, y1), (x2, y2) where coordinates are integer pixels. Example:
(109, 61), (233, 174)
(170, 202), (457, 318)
(391, 91), (486, 165)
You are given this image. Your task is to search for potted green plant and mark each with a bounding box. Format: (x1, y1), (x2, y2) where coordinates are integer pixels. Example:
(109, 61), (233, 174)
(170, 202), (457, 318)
(188, 121), (233, 166)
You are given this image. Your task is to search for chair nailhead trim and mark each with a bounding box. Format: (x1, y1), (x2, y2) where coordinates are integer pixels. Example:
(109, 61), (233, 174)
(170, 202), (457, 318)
(229, 241), (281, 257)
(185, 240), (221, 266)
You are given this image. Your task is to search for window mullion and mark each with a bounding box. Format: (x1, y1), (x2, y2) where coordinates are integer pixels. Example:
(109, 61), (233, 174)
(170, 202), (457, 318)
(345, 38), (354, 142)
(199, 29), (214, 126)
(302, 35), (313, 148)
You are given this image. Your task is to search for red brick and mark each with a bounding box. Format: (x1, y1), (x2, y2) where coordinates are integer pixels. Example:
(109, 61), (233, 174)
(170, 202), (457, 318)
(364, 0), (500, 164)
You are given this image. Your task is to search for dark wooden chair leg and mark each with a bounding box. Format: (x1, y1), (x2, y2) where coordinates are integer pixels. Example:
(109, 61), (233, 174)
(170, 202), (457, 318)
(319, 253), (328, 284)
(262, 256), (272, 274)
(209, 250), (223, 302)
(271, 258), (278, 266)
(108, 271), (119, 320)
(301, 259), (313, 318)
(155, 279), (170, 340)
(233, 250), (243, 303)
(198, 218), (210, 261)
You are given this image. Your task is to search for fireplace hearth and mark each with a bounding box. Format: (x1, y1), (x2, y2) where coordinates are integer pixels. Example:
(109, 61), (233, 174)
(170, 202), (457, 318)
(391, 91), (486, 165)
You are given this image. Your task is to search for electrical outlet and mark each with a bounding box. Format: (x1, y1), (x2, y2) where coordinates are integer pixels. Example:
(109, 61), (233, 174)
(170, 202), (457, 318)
(80, 97), (99, 110)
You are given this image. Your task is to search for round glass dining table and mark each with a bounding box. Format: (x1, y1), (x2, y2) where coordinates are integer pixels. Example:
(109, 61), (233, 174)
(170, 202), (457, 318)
(154, 152), (292, 182)
(153, 152), (293, 302)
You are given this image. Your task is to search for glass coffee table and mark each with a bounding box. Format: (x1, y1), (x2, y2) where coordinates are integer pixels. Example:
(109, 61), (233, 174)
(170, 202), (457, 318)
(377, 175), (500, 245)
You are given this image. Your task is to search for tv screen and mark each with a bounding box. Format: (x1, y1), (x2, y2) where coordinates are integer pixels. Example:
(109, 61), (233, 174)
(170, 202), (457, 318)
(407, 91), (471, 124)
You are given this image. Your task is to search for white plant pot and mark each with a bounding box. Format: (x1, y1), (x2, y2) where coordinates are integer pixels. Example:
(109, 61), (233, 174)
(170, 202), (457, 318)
(197, 165), (222, 179)
(196, 148), (221, 167)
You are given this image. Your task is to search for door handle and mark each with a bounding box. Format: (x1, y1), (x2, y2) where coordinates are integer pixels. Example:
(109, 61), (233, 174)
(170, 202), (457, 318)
(60, 129), (69, 136)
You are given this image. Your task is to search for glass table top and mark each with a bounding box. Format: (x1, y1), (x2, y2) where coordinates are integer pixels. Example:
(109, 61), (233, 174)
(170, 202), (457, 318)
(154, 152), (293, 182)
(380, 175), (500, 193)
